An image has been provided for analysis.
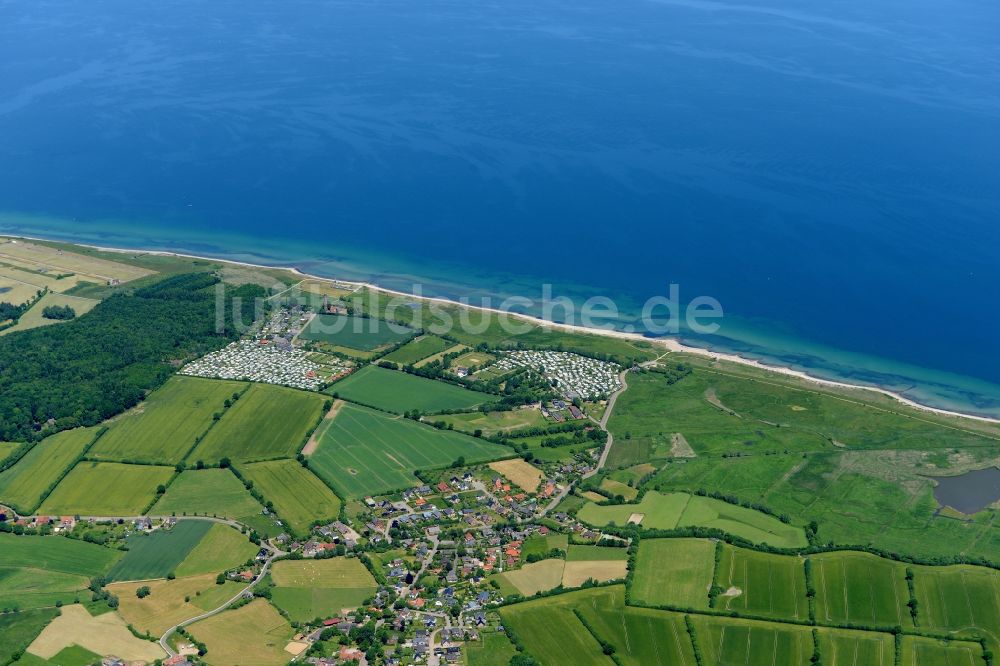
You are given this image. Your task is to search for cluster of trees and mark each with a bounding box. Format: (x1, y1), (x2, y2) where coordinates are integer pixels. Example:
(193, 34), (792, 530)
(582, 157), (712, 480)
(41, 304), (76, 320)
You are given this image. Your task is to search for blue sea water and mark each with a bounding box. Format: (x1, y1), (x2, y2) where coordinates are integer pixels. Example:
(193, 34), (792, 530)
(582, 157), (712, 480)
(1, 0), (999, 415)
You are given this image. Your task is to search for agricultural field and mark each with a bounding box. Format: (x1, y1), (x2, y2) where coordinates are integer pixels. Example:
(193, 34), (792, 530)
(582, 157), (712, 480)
(414, 343), (467, 368)
(438, 407), (549, 436)
(152, 468), (264, 521)
(499, 589), (614, 666)
(463, 631), (519, 666)
(299, 313), (414, 350)
(0, 534), (121, 577)
(174, 523), (259, 577)
(308, 402), (509, 497)
(497, 559), (565, 597)
(187, 598), (295, 666)
(107, 520), (213, 582)
(817, 627), (895, 666)
(631, 538), (714, 608)
(899, 636), (984, 666)
(811, 551), (912, 628)
(0, 238), (153, 284)
(327, 365), (491, 413)
(110, 574), (245, 636)
(576, 491), (807, 548)
(566, 545), (629, 561)
(25, 603), (166, 662)
(269, 557), (378, 621)
(188, 383), (325, 463)
(0, 609), (58, 664)
(380, 334), (450, 365)
(599, 477), (638, 501)
(0, 566), (91, 612)
(0, 427), (99, 513)
(717, 544), (809, 620)
(489, 458), (543, 492)
(562, 559), (628, 588)
(39, 462), (174, 516)
(0, 292), (100, 336)
(912, 564), (1000, 638)
(689, 614), (813, 665)
(237, 459), (341, 534)
(90, 376), (244, 464)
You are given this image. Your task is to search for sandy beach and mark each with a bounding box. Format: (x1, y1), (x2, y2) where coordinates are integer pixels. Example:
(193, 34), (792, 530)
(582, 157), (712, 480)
(8, 233), (1000, 426)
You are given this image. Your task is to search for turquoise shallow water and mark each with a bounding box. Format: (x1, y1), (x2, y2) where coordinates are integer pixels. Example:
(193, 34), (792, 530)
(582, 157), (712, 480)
(1, 0), (999, 416)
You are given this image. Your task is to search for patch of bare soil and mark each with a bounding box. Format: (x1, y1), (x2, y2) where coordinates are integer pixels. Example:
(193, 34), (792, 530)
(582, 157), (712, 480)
(670, 433), (697, 458)
(704, 388), (740, 417)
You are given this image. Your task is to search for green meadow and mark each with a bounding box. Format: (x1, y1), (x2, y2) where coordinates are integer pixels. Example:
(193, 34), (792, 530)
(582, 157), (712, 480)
(238, 459), (341, 534)
(39, 462), (174, 516)
(89, 376), (244, 464)
(0, 428), (98, 514)
(631, 538), (714, 608)
(379, 335), (450, 365)
(174, 523), (259, 578)
(717, 544), (809, 621)
(300, 313), (414, 350)
(152, 468), (264, 521)
(0, 567), (90, 611)
(0, 608), (60, 665)
(437, 408), (549, 436)
(0, 534), (120, 577)
(811, 551), (912, 628)
(269, 558), (377, 622)
(188, 383), (325, 464)
(308, 402), (509, 497)
(107, 519), (213, 582)
(326, 365), (490, 413)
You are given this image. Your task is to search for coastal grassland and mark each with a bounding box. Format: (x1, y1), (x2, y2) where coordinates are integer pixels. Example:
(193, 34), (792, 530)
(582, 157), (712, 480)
(0, 272), (43, 306)
(26, 603), (166, 662)
(90, 376), (245, 464)
(437, 407), (548, 436)
(107, 520), (213, 582)
(308, 402), (509, 497)
(0, 566), (91, 611)
(109, 574), (245, 636)
(817, 627), (894, 666)
(717, 545), (808, 620)
(497, 559), (565, 596)
(186, 598), (294, 666)
(151, 468), (264, 521)
(899, 636), (984, 665)
(0, 534), (121, 577)
(0, 427), (99, 513)
(576, 491), (807, 548)
(326, 365), (490, 413)
(237, 459), (341, 534)
(269, 557), (378, 621)
(912, 564), (1000, 639)
(0, 292), (100, 336)
(299, 313), (414, 350)
(0, 608), (60, 665)
(488, 458), (543, 492)
(811, 552), (912, 628)
(188, 383), (325, 463)
(499, 590), (614, 666)
(0, 238), (153, 284)
(631, 538), (714, 608)
(463, 630), (518, 666)
(39, 462), (174, 516)
(380, 334), (450, 365)
(174, 523), (259, 577)
(689, 614), (813, 665)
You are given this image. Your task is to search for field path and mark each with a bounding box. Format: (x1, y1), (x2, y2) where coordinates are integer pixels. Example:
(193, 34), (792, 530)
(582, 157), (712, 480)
(302, 399), (344, 455)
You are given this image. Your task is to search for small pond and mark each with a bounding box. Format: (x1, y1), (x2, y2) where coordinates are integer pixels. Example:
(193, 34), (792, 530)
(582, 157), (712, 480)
(931, 467), (1000, 514)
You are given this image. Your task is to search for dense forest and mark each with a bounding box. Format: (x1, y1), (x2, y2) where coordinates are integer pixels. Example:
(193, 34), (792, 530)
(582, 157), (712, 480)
(0, 272), (265, 441)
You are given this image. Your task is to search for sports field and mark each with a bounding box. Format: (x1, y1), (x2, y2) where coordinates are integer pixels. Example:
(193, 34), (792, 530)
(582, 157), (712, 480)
(818, 627), (894, 666)
(152, 468), (264, 521)
(308, 402), (509, 497)
(238, 459), (341, 534)
(380, 335), (450, 365)
(0, 427), (98, 513)
(717, 544), (808, 620)
(269, 558), (377, 621)
(188, 383), (325, 463)
(438, 407), (549, 436)
(811, 552), (912, 628)
(690, 615), (813, 666)
(899, 636), (984, 666)
(912, 564), (1000, 638)
(187, 598), (295, 666)
(299, 313), (414, 350)
(107, 520), (213, 582)
(110, 574), (245, 636)
(90, 376), (244, 464)
(26, 603), (166, 662)
(0, 534), (120, 577)
(326, 365), (490, 413)
(577, 491), (807, 548)
(39, 462), (174, 516)
(631, 538), (714, 608)
(0, 292), (100, 336)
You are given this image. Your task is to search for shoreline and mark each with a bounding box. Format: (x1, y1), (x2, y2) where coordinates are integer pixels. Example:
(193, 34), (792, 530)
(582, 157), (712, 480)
(6, 232), (1000, 426)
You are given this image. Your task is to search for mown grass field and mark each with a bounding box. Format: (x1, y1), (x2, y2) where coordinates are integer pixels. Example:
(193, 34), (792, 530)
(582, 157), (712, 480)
(238, 459), (341, 534)
(899, 636), (984, 666)
(90, 376), (244, 464)
(717, 544), (808, 620)
(27, 603), (166, 662)
(299, 313), (414, 350)
(811, 552), (912, 628)
(308, 402), (509, 497)
(912, 564), (1000, 639)
(690, 614), (813, 665)
(174, 523), (259, 577)
(0, 608), (59, 665)
(107, 519), (213, 582)
(438, 407), (549, 436)
(0, 534), (120, 577)
(817, 628), (894, 666)
(498, 559), (565, 597)
(152, 468), (264, 521)
(489, 458), (543, 492)
(110, 573), (245, 636)
(187, 598), (294, 666)
(576, 491), (807, 548)
(380, 335), (450, 365)
(0, 566), (90, 611)
(326, 365), (490, 413)
(39, 461), (174, 516)
(189, 383), (325, 463)
(464, 631), (519, 666)
(631, 538), (714, 608)
(269, 558), (377, 621)
(566, 545), (629, 561)
(0, 427), (98, 513)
